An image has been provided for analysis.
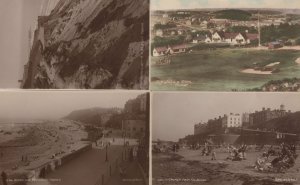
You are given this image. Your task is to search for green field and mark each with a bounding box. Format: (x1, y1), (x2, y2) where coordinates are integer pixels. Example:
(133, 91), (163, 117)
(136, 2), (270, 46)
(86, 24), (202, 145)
(151, 49), (300, 91)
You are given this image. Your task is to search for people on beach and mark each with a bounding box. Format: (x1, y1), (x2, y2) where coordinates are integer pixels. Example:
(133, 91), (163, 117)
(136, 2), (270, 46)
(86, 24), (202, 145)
(1, 171), (7, 185)
(211, 150), (217, 160)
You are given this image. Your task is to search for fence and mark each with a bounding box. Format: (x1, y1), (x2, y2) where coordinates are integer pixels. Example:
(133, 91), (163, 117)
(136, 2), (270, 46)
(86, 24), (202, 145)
(94, 147), (129, 185)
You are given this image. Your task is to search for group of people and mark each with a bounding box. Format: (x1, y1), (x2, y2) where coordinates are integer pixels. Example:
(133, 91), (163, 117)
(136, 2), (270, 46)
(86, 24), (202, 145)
(226, 144), (247, 161)
(255, 143), (298, 172)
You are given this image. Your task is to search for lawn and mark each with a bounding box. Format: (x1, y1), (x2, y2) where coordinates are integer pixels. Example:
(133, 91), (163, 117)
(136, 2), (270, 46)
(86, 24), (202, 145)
(151, 49), (300, 91)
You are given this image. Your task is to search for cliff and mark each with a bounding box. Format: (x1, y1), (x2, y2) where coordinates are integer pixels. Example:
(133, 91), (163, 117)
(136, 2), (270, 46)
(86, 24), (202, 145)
(64, 107), (122, 126)
(22, 0), (149, 89)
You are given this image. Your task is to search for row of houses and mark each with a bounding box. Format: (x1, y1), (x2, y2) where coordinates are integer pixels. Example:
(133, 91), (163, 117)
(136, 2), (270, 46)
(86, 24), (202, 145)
(153, 31), (259, 57)
(194, 105), (291, 135)
(193, 31), (259, 45)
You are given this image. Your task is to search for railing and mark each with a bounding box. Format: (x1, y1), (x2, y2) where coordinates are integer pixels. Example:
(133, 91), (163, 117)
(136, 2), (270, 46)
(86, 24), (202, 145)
(94, 147), (129, 185)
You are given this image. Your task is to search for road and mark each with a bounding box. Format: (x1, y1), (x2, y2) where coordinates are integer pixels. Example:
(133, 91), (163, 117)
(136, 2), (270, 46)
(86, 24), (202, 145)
(43, 146), (125, 185)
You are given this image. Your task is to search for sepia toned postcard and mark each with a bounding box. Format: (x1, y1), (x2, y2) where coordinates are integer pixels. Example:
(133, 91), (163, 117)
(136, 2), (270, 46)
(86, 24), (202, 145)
(0, 0), (149, 89)
(152, 92), (300, 185)
(150, 0), (300, 91)
(0, 91), (149, 185)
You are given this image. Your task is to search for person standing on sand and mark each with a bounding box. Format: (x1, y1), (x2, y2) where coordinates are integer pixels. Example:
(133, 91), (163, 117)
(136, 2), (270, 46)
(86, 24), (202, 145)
(211, 149), (217, 160)
(1, 171), (7, 185)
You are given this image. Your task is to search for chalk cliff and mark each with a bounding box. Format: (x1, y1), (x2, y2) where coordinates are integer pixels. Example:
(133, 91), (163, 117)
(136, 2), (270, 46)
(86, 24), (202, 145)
(22, 0), (149, 89)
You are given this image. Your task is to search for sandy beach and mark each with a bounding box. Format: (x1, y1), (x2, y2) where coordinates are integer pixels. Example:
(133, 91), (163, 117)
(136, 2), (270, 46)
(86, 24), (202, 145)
(153, 148), (300, 185)
(0, 120), (88, 176)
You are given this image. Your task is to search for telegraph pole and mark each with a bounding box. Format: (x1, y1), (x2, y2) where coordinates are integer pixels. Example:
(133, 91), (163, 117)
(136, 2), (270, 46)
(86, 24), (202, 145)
(258, 12), (261, 47)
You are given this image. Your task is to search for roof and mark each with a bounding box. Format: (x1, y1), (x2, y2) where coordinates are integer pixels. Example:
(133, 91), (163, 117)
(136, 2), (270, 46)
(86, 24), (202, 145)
(269, 41), (281, 45)
(193, 35), (206, 41)
(224, 32), (239, 39)
(245, 33), (259, 40)
(215, 31), (259, 40)
(154, 46), (168, 52)
(170, 44), (187, 50)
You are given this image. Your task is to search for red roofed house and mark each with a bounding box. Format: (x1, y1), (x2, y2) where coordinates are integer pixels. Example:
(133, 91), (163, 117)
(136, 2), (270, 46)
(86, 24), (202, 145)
(153, 46), (168, 57)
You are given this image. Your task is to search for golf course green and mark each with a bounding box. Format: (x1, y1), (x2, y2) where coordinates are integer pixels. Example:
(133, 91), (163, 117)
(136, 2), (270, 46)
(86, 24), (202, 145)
(151, 49), (300, 91)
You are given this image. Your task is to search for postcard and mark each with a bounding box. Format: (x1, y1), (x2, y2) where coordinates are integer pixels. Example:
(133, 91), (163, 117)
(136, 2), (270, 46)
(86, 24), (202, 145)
(151, 0), (300, 91)
(152, 92), (300, 185)
(0, 91), (149, 185)
(0, 0), (149, 89)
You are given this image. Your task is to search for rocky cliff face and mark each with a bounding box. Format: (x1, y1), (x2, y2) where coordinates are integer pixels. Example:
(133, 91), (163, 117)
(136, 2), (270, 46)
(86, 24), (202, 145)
(30, 0), (149, 89)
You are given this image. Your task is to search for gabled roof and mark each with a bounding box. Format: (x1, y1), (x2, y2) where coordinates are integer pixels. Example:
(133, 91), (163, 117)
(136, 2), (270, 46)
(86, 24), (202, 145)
(236, 32), (259, 41)
(154, 46), (168, 52)
(170, 44), (187, 50)
(224, 32), (239, 39)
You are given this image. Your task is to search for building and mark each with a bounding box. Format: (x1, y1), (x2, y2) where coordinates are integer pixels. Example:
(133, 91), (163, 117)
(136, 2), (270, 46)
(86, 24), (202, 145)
(155, 29), (164, 37)
(249, 105), (289, 126)
(209, 31), (258, 45)
(162, 13), (169, 18)
(222, 113), (242, 128)
(168, 44), (187, 54)
(194, 123), (207, 135)
(153, 44), (187, 56)
(242, 113), (250, 127)
(153, 46), (168, 57)
(192, 35), (206, 43)
(122, 120), (146, 138)
(124, 94), (147, 114)
(268, 41), (283, 49)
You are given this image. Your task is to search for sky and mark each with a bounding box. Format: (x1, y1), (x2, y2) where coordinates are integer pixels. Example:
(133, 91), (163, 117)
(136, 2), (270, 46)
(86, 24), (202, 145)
(0, 0), (57, 88)
(151, 0), (300, 10)
(152, 92), (300, 142)
(0, 91), (145, 122)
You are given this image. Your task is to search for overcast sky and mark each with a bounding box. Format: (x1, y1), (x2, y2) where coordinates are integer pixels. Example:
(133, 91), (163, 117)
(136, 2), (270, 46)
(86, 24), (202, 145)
(152, 92), (300, 142)
(0, 91), (145, 122)
(0, 0), (57, 88)
(152, 0), (300, 10)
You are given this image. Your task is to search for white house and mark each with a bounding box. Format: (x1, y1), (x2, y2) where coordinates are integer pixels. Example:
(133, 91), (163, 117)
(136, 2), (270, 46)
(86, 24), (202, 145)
(155, 29), (164, 37)
(212, 32), (224, 43)
(222, 113), (242, 128)
(162, 13), (169, 18)
(210, 31), (258, 45)
(169, 44), (187, 54)
(153, 44), (187, 56)
(192, 35), (206, 43)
